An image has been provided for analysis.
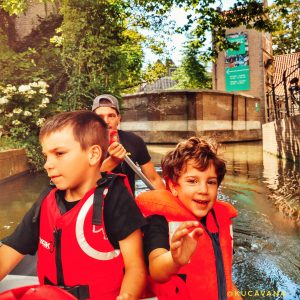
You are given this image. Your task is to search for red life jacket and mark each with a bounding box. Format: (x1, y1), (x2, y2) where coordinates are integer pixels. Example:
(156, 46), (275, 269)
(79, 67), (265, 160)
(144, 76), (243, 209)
(37, 173), (130, 300)
(136, 189), (238, 300)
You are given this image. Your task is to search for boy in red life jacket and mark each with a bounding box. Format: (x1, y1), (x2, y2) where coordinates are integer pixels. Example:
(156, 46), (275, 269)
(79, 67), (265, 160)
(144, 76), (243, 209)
(0, 111), (147, 300)
(137, 137), (242, 300)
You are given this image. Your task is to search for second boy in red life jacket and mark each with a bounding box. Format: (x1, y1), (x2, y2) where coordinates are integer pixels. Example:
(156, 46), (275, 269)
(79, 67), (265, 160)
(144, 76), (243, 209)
(137, 137), (242, 300)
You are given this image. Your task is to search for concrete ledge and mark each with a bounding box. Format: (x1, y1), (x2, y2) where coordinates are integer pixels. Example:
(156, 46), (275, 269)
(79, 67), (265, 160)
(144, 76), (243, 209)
(0, 149), (29, 183)
(134, 129), (262, 144)
(121, 90), (262, 143)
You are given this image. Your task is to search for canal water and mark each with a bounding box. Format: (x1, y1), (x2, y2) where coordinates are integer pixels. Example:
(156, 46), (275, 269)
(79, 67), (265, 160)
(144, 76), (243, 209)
(0, 142), (299, 299)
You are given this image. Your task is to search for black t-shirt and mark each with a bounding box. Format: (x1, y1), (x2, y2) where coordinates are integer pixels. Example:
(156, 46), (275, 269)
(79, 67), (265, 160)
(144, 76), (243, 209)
(112, 130), (151, 195)
(143, 215), (169, 262)
(2, 175), (146, 255)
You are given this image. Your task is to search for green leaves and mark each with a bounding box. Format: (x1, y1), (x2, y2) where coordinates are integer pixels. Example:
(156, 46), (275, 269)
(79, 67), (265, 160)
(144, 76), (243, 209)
(269, 0), (300, 54)
(0, 0), (28, 15)
(172, 43), (212, 89)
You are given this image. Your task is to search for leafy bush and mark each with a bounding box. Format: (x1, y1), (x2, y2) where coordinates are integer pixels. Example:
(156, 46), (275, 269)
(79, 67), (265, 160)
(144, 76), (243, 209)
(0, 80), (54, 170)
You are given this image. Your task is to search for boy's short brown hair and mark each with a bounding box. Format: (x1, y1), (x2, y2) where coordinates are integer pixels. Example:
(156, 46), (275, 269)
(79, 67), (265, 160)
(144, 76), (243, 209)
(161, 136), (226, 186)
(39, 111), (109, 163)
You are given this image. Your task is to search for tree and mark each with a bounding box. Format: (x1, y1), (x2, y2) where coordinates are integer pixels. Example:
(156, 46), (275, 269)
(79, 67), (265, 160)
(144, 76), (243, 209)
(172, 44), (212, 89)
(143, 59), (175, 83)
(52, 0), (144, 109)
(132, 0), (279, 60)
(269, 0), (300, 54)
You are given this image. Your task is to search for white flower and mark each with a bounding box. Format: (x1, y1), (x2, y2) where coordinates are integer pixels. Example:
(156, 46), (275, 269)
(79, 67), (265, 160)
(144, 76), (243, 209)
(37, 81), (49, 88)
(12, 120), (21, 125)
(0, 125), (3, 129)
(0, 97), (9, 104)
(39, 89), (47, 94)
(0, 109), (3, 114)
(29, 82), (39, 88)
(3, 85), (17, 93)
(38, 103), (47, 108)
(5, 113), (13, 118)
(36, 118), (46, 127)
(27, 89), (37, 95)
(18, 85), (31, 93)
(13, 108), (23, 114)
(24, 111), (32, 116)
(42, 97), (50, 104)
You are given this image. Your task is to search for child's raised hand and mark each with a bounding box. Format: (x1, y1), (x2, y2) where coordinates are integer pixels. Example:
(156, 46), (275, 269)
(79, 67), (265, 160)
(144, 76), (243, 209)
(170, 221), (203, 266)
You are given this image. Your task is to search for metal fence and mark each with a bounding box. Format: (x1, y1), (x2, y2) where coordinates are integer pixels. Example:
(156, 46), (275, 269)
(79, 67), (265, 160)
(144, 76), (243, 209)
(266, 58), (300, 122)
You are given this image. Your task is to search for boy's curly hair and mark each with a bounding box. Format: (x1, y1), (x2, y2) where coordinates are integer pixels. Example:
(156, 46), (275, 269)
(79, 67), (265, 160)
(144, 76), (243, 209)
(161, 136), (226, 186)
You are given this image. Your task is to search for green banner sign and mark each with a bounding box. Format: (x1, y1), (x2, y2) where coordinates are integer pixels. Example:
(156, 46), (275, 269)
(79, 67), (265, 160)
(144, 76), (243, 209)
(225, 33), (250, 92)
(225, 65), (250, 91)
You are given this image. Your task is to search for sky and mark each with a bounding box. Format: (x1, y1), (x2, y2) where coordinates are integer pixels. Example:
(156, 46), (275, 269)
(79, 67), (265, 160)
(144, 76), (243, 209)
(143, 0), (274, 66)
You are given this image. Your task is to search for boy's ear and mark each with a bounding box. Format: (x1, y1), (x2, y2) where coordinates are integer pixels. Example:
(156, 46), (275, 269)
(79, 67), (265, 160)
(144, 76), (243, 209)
(168, 179), (178, 197)
(88, 145), (102, 166)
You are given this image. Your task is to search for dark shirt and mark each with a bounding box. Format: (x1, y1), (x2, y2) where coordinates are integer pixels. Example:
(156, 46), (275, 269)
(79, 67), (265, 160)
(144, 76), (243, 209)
(2, 176), (146, 254)
(143, 215), (169, 262)
(112, 130), (151, 195)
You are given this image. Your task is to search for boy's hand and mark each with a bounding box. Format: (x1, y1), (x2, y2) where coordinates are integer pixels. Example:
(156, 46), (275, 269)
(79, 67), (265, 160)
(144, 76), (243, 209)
(170, 221), (203, 266)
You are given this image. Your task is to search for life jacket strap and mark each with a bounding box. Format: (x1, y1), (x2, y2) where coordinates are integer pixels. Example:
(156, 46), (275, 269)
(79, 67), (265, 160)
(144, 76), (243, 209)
(200, 210), (227, 300)
(92, 172), (119, 226)
(44, 277), (90, 300)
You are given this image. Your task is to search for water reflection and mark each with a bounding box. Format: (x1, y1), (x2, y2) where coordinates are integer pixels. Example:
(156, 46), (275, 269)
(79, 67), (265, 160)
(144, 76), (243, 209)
(263, 151), (300, 222)
(218, 142), (300, 300)
(0, 142), (299, 299)
(0, 173), (49, 237)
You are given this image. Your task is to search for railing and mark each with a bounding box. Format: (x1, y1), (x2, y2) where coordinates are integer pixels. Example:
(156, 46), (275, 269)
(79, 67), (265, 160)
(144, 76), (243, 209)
(266, 58), (300, 122)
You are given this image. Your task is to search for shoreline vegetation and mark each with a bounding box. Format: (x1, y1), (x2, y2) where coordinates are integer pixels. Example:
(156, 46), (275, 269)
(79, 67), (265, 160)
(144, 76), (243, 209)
(0, 136), (20, 151)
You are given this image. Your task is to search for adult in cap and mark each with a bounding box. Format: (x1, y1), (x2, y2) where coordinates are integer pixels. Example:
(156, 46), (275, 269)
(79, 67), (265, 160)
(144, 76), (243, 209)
(92, 94), (165, 194)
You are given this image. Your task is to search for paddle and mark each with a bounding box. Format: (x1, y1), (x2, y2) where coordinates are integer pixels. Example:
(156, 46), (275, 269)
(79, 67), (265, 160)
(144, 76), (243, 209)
(109, 130), (155, 190)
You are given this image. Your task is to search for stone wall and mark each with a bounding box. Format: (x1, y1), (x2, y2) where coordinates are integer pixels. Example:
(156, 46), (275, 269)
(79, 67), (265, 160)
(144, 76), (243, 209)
(262, 115), (300, 164)
(0, 149), (29, 183)
(121, 89), (262, 143)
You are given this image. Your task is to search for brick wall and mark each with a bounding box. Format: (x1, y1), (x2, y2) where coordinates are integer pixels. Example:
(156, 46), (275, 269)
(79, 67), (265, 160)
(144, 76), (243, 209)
(121, 90), (262, 143)
(0, 149), (29, 183)
(262, 115), (300, 163)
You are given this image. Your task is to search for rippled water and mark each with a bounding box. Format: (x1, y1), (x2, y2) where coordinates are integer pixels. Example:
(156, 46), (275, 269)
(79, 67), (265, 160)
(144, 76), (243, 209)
(0, 142), (299, 299)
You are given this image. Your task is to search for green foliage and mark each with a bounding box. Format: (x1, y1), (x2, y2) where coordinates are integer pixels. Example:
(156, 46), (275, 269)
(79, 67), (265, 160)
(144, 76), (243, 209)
(132, 0), (279, 60)
(0, 135), (19, 150)
(269, 0), (300, 54)
(0, 13), (65, 99)
(57, 0), (144, 110)
(0, 0), (28, 15)
(0, 81), (55, 170)
(172, 44), (212, 89)
(143, 60), (169, 83)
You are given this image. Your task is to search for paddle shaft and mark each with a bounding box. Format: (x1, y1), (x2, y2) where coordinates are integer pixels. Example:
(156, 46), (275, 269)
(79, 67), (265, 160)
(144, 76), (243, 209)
(124, 155), (155, 190)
